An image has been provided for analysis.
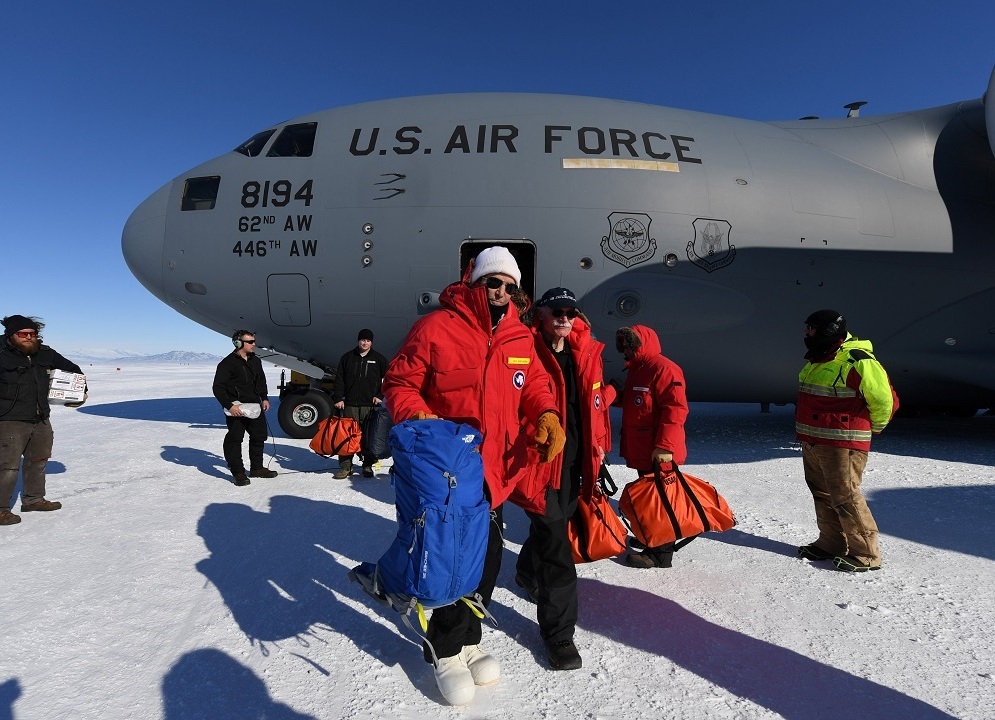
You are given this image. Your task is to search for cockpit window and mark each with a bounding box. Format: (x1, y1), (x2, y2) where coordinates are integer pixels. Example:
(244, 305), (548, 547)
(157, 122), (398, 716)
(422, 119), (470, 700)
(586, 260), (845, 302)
(267, 122), (317, 157)
(181, 176), (221, 211)
(235, 129), (276, 157)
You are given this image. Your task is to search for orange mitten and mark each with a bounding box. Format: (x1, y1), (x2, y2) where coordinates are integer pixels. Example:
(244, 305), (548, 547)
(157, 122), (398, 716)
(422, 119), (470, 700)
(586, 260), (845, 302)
(533, 411), (566, 463)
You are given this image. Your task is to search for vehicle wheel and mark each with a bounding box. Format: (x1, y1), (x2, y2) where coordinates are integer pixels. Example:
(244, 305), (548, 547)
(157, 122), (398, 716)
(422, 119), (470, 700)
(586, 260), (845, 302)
(278, 390), (332, 439)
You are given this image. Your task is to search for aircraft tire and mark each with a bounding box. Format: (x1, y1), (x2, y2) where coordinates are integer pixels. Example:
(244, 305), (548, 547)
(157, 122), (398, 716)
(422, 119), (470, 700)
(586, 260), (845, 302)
(278, 390), (332, 439)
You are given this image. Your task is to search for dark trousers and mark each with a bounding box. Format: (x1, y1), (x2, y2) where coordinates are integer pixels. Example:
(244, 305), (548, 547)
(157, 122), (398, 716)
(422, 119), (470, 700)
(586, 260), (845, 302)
(223, 414), (268, 474)
(338, 404), (373, 468)
(0, 420), (54, 510)
(517, 463), (580, 644)
(424, 504), (504, 662)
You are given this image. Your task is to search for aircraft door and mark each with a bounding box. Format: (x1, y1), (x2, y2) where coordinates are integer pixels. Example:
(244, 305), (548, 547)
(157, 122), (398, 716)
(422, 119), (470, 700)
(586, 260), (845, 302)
(267, 273), (311, 326)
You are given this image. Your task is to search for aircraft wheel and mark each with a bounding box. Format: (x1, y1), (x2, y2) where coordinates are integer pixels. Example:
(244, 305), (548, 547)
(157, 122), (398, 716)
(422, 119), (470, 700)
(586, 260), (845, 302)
(278, 390), (332, 439)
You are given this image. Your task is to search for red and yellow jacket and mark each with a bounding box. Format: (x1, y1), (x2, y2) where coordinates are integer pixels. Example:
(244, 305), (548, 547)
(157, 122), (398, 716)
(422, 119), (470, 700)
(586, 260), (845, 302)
(382, 279), (556, 508)
(619, 325), (688, 471)
(509, 317), (615, 513)
(796, 334), (898, 451)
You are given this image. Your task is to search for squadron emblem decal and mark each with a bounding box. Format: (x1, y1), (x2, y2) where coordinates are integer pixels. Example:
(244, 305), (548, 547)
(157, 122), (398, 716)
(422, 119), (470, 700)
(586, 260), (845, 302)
(687, 218), (736, 273)
(601, 212), (657, 268)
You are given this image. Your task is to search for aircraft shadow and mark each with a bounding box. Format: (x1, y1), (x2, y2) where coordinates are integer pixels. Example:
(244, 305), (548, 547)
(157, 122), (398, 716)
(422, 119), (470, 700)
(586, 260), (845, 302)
(0, 678), (21, 720)
(161, 648), (315, 720)
(575, 577), (956, 720)
(80, 396), (224, 425)
(869, 485), (995, 561)
(195, 496), (431, 697)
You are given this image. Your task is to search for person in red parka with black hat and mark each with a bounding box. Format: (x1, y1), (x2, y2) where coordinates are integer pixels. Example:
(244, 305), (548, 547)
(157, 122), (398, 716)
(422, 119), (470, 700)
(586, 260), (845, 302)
(510, 287), (615, 672)
(382, 246), (565, 706)
(615, 324), (689, 568)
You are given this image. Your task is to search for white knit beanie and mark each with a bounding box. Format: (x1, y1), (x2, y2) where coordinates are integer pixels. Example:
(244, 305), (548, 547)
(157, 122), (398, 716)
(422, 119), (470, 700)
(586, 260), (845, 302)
(470, 246), (521, 285)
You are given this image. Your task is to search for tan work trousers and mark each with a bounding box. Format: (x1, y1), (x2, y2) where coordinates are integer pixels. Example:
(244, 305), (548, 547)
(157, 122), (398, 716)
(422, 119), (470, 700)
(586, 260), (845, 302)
(801, 442), (880, 566)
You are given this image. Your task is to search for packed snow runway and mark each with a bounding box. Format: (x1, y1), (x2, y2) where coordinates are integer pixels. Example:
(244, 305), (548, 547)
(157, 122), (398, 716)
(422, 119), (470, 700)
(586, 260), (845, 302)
(2, 363), (993, 719)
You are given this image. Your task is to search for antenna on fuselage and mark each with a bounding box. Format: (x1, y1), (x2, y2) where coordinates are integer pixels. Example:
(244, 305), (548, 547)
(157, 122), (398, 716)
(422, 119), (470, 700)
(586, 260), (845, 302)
(844, 101), (868, 118)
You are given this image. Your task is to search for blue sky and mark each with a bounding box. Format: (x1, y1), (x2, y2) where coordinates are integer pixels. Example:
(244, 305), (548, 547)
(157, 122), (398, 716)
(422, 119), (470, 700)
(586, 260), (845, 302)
(2, 1), (992, 356)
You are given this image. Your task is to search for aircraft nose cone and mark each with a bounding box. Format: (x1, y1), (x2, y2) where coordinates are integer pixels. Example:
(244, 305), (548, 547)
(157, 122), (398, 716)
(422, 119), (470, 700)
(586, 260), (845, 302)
(122, 182), (170, 302)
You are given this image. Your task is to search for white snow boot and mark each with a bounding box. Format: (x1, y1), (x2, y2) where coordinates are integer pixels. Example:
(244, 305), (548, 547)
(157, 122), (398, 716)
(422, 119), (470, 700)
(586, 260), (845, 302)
(434, 653), (476, 705)
(461, 644), (500, 685)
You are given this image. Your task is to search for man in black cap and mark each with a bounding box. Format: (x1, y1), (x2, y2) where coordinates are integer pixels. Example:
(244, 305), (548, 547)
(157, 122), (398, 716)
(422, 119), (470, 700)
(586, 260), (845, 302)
(1, 314), (86, 525)
(512, 287), (615, 671)
(331, 329), (388, 478)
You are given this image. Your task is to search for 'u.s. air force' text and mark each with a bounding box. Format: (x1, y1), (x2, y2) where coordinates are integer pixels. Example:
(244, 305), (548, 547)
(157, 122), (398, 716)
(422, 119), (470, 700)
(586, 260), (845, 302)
(349, 125), (701, 163)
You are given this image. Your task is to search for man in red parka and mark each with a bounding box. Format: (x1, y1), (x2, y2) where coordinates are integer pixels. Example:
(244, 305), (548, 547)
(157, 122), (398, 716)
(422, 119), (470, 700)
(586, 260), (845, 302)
(511, 287), (615, 671)
(615, 324), (689, 569)
(382, 246), (565, 706)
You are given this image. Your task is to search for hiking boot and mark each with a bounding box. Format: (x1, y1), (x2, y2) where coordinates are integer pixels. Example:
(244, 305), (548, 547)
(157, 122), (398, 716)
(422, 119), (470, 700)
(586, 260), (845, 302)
(461, 644), (500, 685)
(433, 653), (475, 705)
(333, 462), (353, 479)
(797, 544), (836, 561)
(362, 465), (374, 478)
(21, 499), (62, 512)
(546, 639), (583, 671)
(250, 467), (278, 478)
(625, 550), (672, 569)
(833, 555), (881, 573)
(0, 509), (21, 525)
(233, 472), (251, 486)
(514, 572), (538, 604)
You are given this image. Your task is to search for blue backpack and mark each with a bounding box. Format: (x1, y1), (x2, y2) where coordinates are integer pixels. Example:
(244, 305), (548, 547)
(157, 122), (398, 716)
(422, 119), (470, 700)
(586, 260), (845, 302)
(350, 419), (492, 649)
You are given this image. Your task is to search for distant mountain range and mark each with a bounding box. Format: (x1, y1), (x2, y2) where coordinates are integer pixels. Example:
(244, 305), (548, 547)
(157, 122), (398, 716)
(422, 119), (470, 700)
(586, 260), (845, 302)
(70, 349), (220, 363)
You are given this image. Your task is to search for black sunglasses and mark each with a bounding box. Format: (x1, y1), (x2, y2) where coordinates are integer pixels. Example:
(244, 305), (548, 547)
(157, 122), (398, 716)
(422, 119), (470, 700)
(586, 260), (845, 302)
(241, 339), (257, 345)
(550, 308), (579, 319)
(483, 276), (519, 294)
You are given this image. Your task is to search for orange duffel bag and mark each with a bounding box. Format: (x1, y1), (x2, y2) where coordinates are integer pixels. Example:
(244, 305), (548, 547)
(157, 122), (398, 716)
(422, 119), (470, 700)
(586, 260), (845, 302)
(309, 414), (362, 457)
(619, 463), (735, 550)
(567, 465), (629, 563)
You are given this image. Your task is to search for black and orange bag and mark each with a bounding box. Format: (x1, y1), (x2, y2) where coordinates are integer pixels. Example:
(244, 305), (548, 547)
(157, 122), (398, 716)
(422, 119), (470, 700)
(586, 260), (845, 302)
(567, 465), (628, 563)
(619, 463), (735, 550)
(309, 414), (362, 457)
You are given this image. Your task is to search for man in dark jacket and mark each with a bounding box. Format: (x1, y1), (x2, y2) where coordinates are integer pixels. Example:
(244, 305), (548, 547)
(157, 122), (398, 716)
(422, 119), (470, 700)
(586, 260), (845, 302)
(331, 329), (388, 479)
(212, 330), (276, 486)
(1, 314), (85, 525)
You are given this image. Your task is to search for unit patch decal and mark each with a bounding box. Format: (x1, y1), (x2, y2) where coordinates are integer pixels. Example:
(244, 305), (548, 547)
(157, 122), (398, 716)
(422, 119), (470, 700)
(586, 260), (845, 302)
(601, 212), (657, 268)
(687, 218), (736, 273)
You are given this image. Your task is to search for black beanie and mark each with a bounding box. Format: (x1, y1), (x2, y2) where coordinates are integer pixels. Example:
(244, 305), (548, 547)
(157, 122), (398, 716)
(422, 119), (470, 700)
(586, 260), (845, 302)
(3, 315), (41, 336)
(357, 328), (374, 341)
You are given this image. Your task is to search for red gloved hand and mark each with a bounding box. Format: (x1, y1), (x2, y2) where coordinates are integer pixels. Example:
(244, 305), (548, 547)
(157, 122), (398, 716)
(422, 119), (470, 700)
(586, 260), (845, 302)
(533, 411), (566, 463)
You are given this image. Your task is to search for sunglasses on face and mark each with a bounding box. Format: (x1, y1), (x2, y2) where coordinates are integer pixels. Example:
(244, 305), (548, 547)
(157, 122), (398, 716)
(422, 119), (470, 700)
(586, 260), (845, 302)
(14, 331), (38, 339)
(241, 339), (257, 345)
(549, 308), (579, 319)
(482, 276), (519, 294)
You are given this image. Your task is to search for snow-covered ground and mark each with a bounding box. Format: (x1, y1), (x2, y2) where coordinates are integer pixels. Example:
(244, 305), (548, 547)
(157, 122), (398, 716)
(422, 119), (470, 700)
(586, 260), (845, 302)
(2, 362), (993, 719)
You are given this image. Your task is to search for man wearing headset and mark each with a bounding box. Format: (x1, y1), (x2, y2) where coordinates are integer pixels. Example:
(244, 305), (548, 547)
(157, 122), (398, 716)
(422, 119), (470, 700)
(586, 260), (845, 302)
(1, 314), (86, 525)
(796, 310), (898, 573)
(212, 330), (277, 486)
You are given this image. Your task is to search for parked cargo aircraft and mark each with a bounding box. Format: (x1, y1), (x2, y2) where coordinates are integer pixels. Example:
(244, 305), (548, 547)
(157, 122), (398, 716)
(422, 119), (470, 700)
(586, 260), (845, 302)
(123, 68), (995, 437)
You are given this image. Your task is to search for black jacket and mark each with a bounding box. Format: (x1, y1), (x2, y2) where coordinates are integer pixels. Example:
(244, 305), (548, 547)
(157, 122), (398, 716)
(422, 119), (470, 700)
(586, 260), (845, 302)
(0, 339), (83, 423)
(332, 348), (388, 406)
(212, 351), (269, 411)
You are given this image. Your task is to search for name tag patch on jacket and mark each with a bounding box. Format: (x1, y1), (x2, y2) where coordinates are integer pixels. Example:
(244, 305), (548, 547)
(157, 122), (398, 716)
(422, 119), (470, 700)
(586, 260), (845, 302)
(507, 357), (531, 365)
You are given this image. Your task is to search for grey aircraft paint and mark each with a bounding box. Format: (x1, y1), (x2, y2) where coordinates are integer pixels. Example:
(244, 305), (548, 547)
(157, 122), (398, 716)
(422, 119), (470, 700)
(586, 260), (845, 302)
(123, 70), (995, 435)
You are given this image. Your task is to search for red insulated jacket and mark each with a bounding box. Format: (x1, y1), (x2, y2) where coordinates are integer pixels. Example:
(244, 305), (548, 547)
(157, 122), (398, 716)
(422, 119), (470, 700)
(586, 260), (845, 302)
(619, 325), (688, 471)
(509, 317), (616, 513)
(382, 279), (557, 508)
